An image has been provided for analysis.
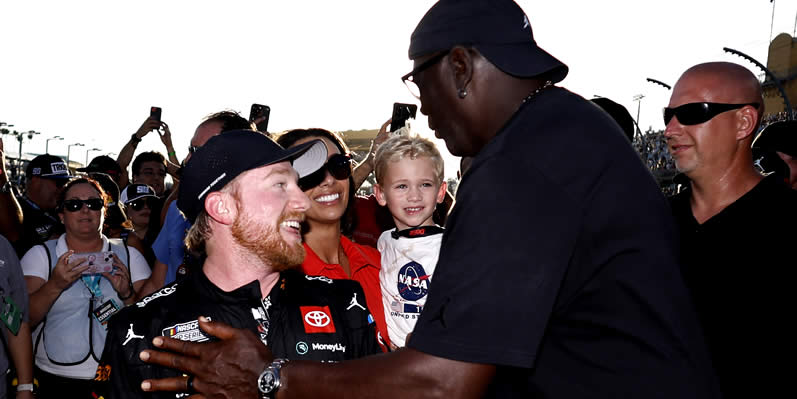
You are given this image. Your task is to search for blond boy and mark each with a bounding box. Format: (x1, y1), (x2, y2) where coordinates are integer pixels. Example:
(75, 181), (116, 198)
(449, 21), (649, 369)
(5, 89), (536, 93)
(373, 135), (447, 348)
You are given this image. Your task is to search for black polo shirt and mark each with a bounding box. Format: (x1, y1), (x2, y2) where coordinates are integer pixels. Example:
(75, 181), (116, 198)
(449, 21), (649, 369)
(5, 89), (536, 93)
(409, 87), (720, 398)
(670, 175), (797, 399)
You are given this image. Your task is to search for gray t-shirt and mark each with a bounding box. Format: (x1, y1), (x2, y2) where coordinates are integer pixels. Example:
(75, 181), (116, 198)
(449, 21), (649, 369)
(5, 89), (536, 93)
(1, 234), (29, 398)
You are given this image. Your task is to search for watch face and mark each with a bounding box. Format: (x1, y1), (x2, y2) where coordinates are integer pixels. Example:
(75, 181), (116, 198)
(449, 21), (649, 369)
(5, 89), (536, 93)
(259, 370), (276, 394)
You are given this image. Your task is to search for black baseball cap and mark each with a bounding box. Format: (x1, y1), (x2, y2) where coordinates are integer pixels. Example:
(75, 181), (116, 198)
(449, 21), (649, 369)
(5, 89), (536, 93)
(77, 155), (123, 178)
(121, 184), (158, 204)
(177, 130), (327, 223)
(753, 120), (797, 158)
(26, 154), (72, 179)
(409, 0), (568, 83)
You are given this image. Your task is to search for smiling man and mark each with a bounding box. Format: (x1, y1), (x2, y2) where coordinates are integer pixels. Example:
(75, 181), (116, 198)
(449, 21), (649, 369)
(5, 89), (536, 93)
(91, 130), (381, 399)
(665, 62), (797, 398)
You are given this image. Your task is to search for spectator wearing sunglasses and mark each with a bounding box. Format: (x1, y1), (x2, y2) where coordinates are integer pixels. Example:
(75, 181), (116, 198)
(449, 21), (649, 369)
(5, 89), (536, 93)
(20, 177), (150, 397)
(276, 128), (390, 350)
(121, 184), (161, 266)
(666, 62), (797, 398)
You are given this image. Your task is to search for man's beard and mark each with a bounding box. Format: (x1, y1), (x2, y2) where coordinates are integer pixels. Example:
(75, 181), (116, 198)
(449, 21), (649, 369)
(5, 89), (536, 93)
(231, 210), (305, 272)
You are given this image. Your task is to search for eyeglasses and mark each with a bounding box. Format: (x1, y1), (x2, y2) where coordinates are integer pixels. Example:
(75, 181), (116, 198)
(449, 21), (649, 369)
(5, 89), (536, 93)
(298, 153), (352, 191)
(401, 50), (450, 99)
(663, 102), (759, 126)
(62, 198), (104, 212)
(127, 197), (157, 211)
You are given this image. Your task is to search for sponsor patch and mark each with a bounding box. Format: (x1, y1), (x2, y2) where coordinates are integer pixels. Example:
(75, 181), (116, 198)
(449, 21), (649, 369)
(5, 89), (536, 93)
(304, 275), (333, 284)
(161, 317), (212, 342)
(50, 162), (67, 173)
(300, 306), (336, 334)
(94, 364), (111, 381)
(136, 185), (150, 194)
(312, 342), (346, 353)
(296, 341), (309, 355)
(137, 284), (178, 308)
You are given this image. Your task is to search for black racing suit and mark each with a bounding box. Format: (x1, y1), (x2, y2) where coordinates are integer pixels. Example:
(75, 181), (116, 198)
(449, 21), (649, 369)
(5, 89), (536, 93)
(92, 268), (380, 398)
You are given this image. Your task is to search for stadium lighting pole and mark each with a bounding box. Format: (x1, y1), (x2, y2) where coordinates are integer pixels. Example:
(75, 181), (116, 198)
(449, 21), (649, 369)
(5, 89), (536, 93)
(46, 136), (63, 154)
(633, 94), (645, 130)
(67, 143), (84, 169)
(85, 147), (102, 167)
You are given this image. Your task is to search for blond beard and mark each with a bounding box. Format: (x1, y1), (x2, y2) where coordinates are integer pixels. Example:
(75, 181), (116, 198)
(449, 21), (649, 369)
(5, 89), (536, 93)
(231, 210), (305, 272)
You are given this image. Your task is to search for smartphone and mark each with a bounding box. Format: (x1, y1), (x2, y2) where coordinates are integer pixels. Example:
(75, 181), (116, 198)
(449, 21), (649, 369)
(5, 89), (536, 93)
(390, 103), (418, 133)
(74, 251), (115, 275)
(150, 106), (162, 122)
(249, 103), (271, 133)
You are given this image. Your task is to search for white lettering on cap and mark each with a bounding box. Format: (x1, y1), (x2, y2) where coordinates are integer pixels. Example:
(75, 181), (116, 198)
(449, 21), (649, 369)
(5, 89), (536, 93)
(198, 173), (226, 200)
(33, 168), (41, 175)
(50, 162), (67, 173)
(136, 186), (149, 194)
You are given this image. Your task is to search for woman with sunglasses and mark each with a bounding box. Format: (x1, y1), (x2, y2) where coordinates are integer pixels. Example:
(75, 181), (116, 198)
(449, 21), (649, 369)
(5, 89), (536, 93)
(277, 129), (390, 349)
(120, 184), (161, 266)
(20, 177), (151, 398)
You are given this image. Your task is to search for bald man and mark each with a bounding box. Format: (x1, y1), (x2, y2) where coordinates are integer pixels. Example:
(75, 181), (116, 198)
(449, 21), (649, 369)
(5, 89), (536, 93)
(665, 62), (797, 398)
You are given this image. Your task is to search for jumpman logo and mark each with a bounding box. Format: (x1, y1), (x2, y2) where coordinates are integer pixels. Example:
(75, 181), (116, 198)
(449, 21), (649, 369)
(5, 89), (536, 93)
(347, 293), (366, 311)
(123, 323), (145, 345)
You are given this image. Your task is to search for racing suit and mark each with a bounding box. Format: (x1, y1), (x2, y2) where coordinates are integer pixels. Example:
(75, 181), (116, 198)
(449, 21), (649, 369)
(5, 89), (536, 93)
(92, 268), (380, 398)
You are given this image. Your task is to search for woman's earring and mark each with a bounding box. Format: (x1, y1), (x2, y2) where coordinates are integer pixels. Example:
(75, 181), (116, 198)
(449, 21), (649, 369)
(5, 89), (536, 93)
(458, 88), (468, 99)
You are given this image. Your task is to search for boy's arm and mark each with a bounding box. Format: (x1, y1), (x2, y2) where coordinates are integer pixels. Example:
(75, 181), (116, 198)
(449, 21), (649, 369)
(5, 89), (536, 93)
(118, 118), (161, 188)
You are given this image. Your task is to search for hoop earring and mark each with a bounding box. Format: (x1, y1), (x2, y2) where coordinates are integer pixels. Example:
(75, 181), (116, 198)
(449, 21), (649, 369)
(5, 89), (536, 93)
(457, 88), (468, 99)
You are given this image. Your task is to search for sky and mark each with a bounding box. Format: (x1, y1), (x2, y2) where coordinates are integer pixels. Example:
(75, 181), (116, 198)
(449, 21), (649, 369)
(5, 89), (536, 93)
(1, 0), (795, 179)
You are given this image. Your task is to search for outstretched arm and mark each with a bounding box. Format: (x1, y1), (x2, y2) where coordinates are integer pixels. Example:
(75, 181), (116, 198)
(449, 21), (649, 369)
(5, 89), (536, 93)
(118, 118), (161, 188)
(140, 318), (496, 399)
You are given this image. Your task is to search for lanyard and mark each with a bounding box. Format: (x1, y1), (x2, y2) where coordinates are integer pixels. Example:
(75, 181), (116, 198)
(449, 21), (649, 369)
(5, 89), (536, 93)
(81, 275), (103, 298)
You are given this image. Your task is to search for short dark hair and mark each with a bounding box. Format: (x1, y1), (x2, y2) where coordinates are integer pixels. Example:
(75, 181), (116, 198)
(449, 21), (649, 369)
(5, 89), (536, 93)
(57, 177), (110, 214)
(132, 151), (167, 176)
(276, 128), (357, 236)
(201, 110), (255, 133)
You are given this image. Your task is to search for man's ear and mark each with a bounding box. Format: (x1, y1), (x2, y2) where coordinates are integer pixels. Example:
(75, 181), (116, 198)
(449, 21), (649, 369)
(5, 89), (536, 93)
(204, 191), (236, 225)
(436, 181), (448, 204)
(735, 106), (758, 141)
(448, 46), (474, 97)
(374, 184), (388, 207)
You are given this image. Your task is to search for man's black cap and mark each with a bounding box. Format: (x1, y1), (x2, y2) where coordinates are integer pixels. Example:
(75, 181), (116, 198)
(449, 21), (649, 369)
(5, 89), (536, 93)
(753, 120), (797, 158)
(77, 155), (123, 178)
(409, 0), (568, 83)
(26, 154), (72, 179)
(177, 130), (327, 223)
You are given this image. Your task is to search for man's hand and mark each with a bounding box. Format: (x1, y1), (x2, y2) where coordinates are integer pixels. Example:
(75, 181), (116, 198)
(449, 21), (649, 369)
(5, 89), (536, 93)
(135, 118), (161, 141)
(140, 317), (272, 398)
(158, 122), (174, 147)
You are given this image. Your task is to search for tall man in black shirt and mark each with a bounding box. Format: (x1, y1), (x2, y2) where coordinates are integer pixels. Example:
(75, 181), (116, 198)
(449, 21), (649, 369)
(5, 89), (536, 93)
(666, 62), (797, 398)
(139, 1), (719, 398)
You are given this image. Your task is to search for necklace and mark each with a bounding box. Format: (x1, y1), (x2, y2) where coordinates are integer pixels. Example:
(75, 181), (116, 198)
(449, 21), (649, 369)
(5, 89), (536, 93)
(521, 80), (554, 104)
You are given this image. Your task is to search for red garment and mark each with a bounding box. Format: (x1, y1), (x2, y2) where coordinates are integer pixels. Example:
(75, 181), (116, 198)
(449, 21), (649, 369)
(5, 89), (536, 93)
(351, 195), (395, 248)
(301, 236), (390, 349)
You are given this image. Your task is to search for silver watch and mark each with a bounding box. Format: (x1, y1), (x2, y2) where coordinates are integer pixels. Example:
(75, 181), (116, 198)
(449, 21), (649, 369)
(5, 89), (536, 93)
(258, 358), (288, 398)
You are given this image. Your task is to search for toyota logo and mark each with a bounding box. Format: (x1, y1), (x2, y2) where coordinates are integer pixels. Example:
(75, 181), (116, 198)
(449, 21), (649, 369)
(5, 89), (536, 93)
(304, 311), (330, 327)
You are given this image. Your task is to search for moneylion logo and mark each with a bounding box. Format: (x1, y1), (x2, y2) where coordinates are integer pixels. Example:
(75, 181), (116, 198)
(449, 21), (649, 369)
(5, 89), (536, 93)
(296, 341), (309, 355)
(312, 342), (346, 353)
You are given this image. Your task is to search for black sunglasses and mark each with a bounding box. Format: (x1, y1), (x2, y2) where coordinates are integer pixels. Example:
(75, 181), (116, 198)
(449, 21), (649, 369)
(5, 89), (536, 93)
(127, 197), (157, 211)
(62, 198), (104, 212)
(298, 153), (352, 191)
(663, 102), (759, 126)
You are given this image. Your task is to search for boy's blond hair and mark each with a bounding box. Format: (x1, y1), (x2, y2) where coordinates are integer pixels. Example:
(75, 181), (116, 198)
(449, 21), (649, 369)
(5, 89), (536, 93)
(374, 135), (445, 185)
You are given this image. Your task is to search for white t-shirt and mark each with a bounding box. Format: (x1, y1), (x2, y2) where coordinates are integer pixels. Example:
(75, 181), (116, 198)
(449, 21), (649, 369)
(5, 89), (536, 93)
(377, 228), (442, 347)
(21, 234), (151, 379)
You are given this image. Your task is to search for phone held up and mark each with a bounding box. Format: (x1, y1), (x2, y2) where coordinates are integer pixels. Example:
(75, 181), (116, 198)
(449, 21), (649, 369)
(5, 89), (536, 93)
(73, 251), (115, 275)
(249, 103), (271, 133)
(150, 106), (162, 122)
(390, 102), (418, 133)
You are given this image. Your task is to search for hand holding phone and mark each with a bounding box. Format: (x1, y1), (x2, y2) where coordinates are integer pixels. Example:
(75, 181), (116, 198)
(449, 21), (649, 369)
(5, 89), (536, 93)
(150, 106), (162, 122)
(249, 103), (271, 133)
(390, 103), (418, 133)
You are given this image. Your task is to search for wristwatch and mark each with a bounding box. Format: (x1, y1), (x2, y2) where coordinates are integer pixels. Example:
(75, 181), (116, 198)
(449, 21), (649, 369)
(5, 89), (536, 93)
(16, 383), (34, 392)
(258, 358), (288, 398)
(130, 133), (142, 144)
